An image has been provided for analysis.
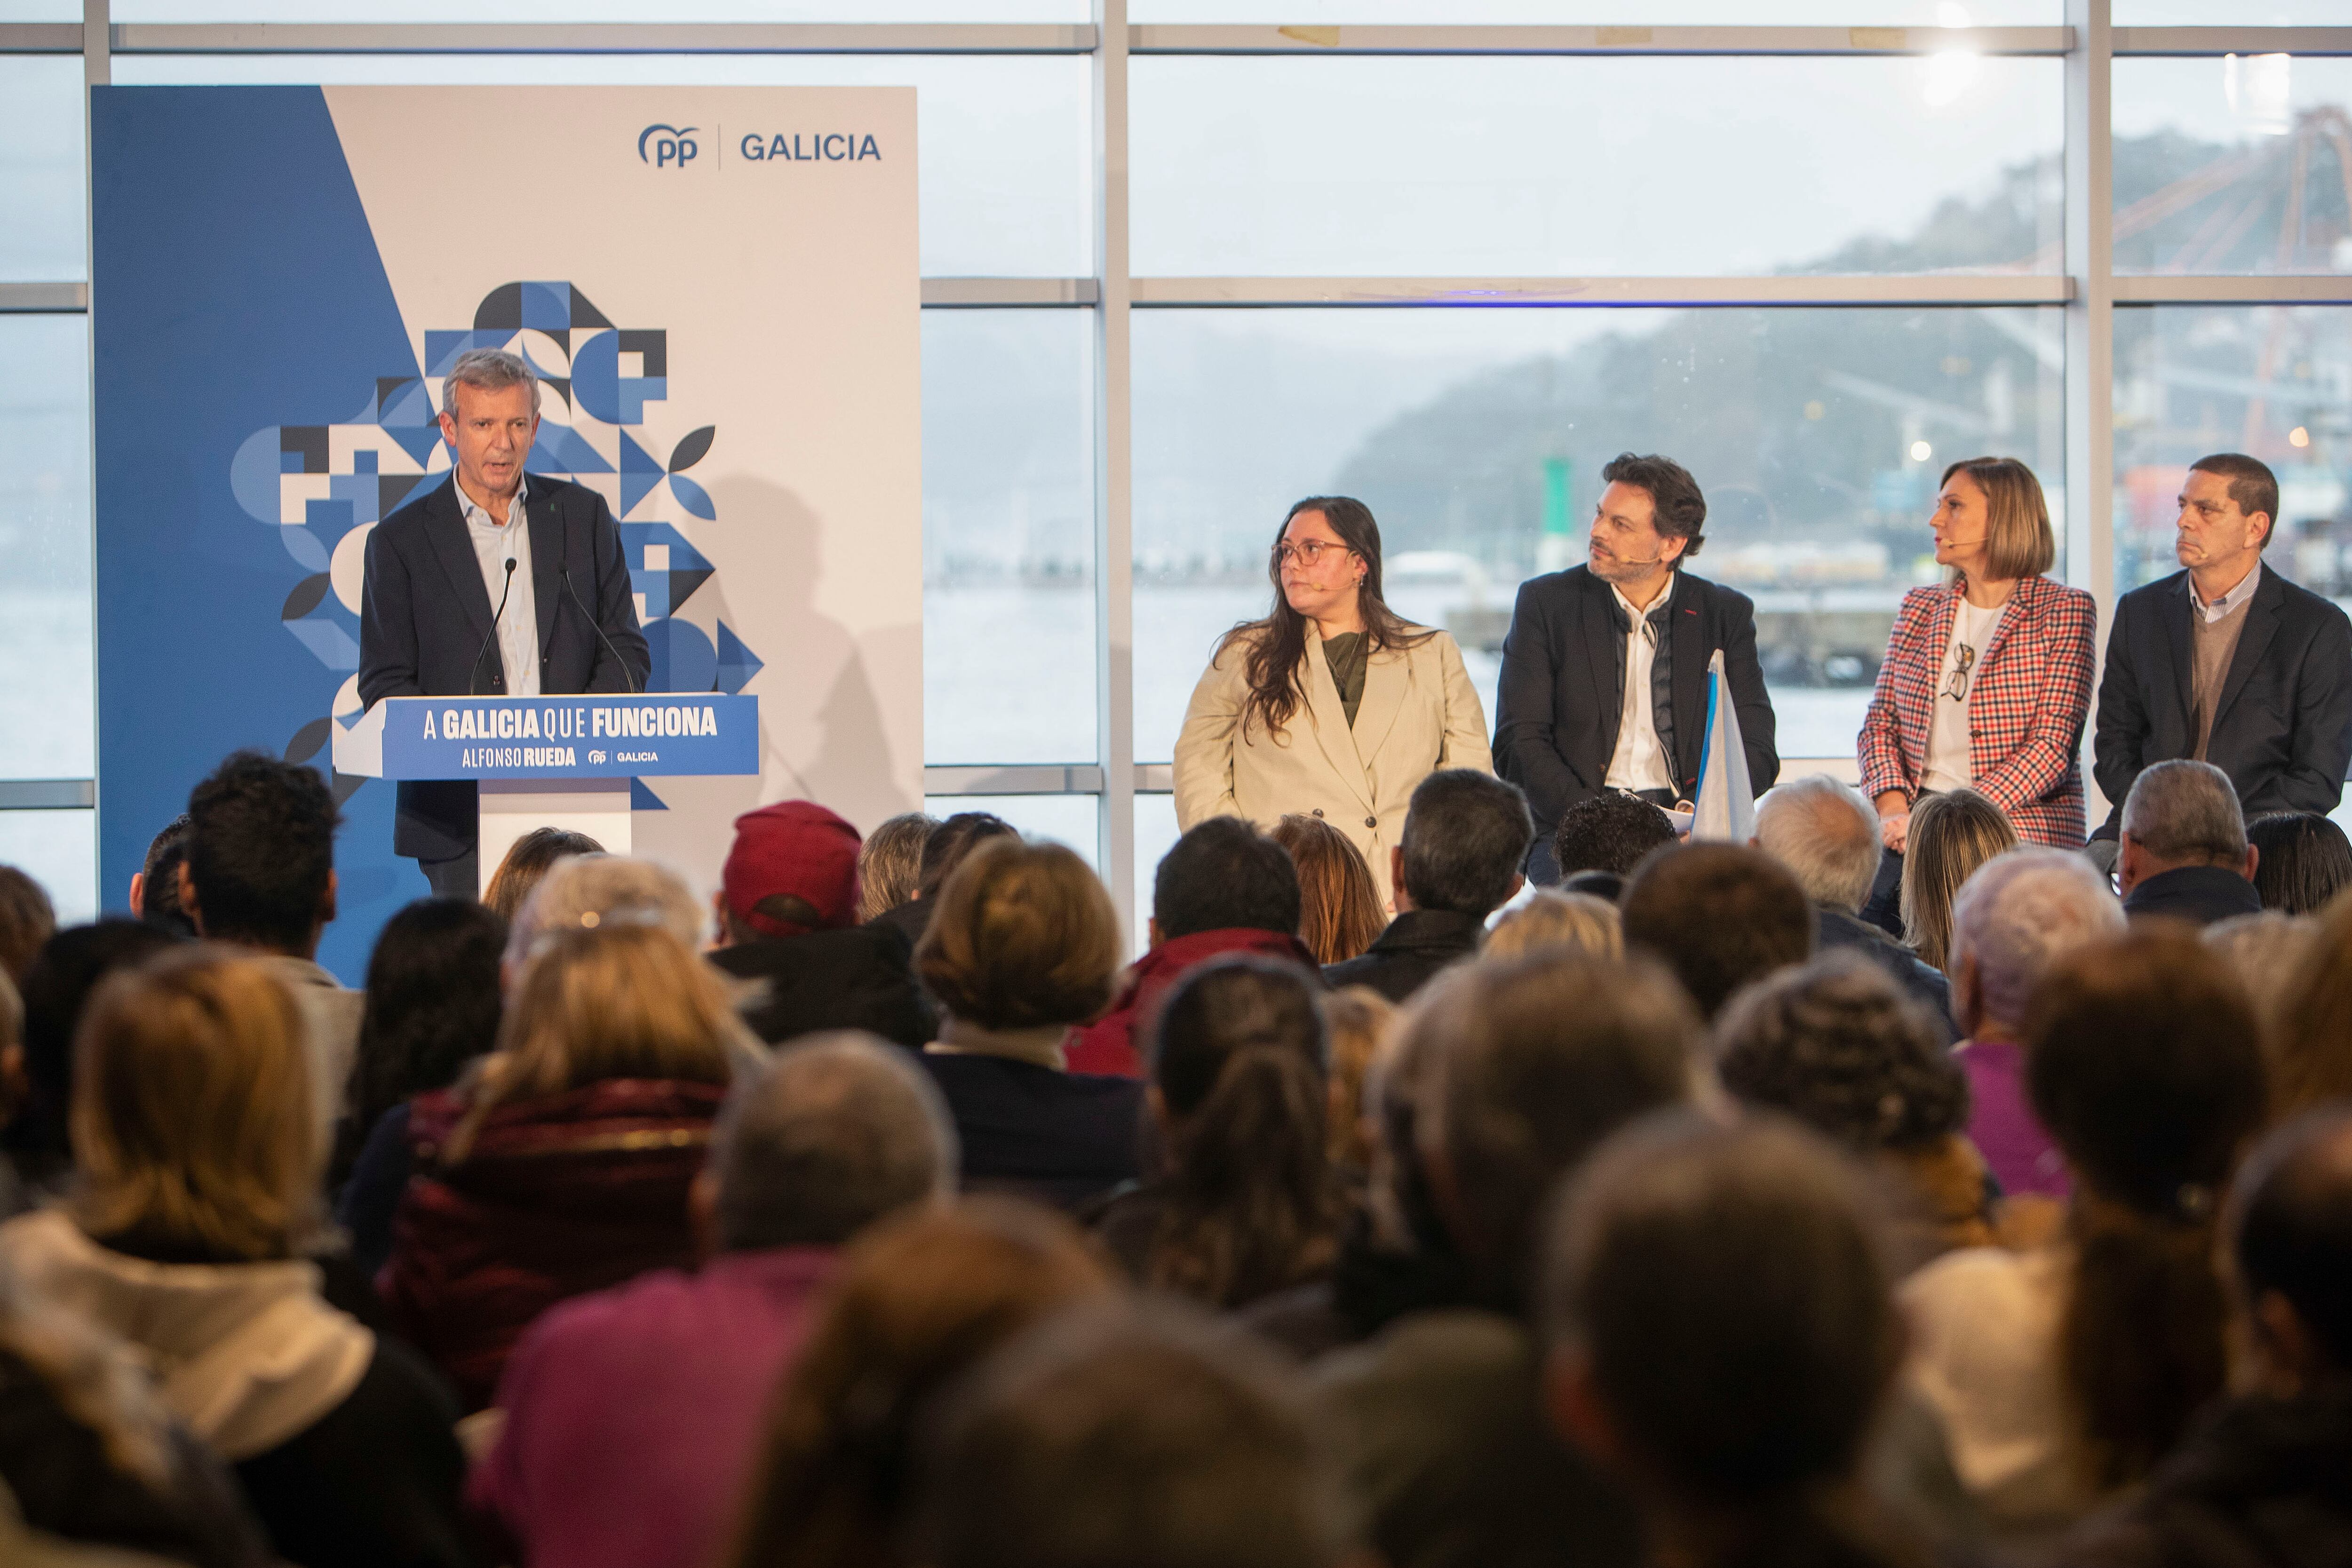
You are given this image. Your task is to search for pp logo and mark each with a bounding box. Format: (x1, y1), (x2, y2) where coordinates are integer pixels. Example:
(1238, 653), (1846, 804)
(637, 125), (699, 168)
(588, 749), (608, 764)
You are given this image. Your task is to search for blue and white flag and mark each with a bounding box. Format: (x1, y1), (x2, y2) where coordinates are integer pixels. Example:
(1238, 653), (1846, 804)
(1690, 649), (1756, 843)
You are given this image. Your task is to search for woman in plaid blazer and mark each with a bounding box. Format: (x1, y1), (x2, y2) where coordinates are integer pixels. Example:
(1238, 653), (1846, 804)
(1858, 458), (2098, 883)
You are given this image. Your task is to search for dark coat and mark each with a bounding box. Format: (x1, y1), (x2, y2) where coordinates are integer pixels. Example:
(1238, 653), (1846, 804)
(1494, 565), (1779, 882)
(2122, 864), (2264, 928)
(357, 474), (652, 863)
(2093, 566), (2352, 839)
(918, 1053), (1143, 1212)
(708, 926), (935, 1051)
(1324, 909), (1486, 1004)
(1815, 906), (1959, 1045)
(1068, 927), (1325, 1078)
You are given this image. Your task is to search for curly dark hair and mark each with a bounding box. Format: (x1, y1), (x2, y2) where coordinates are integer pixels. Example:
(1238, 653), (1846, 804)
(1714, 950), (1968, 1152)
(184, 750), (341, 953)
(1600, 453), (1708, 557)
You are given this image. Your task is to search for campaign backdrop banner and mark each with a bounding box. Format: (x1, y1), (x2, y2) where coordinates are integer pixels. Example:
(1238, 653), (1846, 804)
(93, 86), (922, 981)
(358, 695), (761, 782)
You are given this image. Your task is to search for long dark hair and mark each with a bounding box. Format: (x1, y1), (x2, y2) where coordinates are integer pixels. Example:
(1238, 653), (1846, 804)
(1217, 496), (1434, 744)
(1144, 955), (1340, 1309)
(332, 898), (507, 1185)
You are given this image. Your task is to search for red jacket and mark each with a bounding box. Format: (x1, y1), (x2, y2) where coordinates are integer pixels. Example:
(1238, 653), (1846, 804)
(1065, 927), (1323, 1077)
(379, 1078), (725, 1412)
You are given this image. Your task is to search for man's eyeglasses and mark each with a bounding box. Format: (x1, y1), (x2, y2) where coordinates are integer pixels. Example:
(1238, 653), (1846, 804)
(1274, 539), (1354, 568)
(1943, 642), (1978, 702)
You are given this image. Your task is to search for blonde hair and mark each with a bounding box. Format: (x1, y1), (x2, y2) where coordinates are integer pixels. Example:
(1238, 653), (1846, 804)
(1321, 986), (1397, 1173)
(1942, 456), (2057, 581)
(916, 838), (1121, 1031)
(1269, 814), (1387, 966)
(70, 947), (318, 1262)
(506, 853), (704, 970)
(857, 812), (936, 923)
(2267, 890), (2352, 1121)
(1483, 891), (1623, 963)
(1902, 790), (2020, 973)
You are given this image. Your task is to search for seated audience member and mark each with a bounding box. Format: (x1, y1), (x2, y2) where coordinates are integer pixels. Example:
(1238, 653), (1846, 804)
(0, 948), (470, 1568)
(914, 839), (1142, 1209)
(2055, 1104), (2352, 1568)
(720, 1199), (1116, 1568)
(1543, 1116), (1926, 1568)
(2201, 911), (2314, 1037)
(3, 923), (180, 1202)
(1095, 957), (1339, 1308)
(1716, 952), (1993, 1264)
(2116, 759), (2263, 927)
(1482, 890), (1621, 963)
(1325, 770), (1534, 1003)
(501, 852), (706, 970)
(856, 811), (936, 924)
(1945, 849), (2127, 1202)
(176, 753), (363, 1144)
(1754, 774), (1958, 1042)
(2245, 810), (2352, 915)
(1620, 843), (1813, 1020)
(1070, 817), (1319, 1076)
(331, 899), (507, 1279)
(2268, 889), (2352, 1120)
(0, 1257), (269, 1568)
(0, 868), (56, 986)
(128, 816), (195, 939)
(480, 826), (602, 924)
(1270, 812), (1387, 966)
(1547, 791), (1678, 900)
(867, 812), (1016, 949)
(1899, 787), (2018, 965)
(475, 1034), (955, 1568)
(1902, 927), (2269, 1533)
(916, 1303), (1346, 1568)
(382, 921), (744, 1411)
(1313, 954), (1701, 1568)
(1321, 986), (1394, 1181)
(707, 802), (932, 1051)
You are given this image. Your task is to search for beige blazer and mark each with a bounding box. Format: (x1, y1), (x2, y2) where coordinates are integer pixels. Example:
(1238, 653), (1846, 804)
(1173, 625), (1494, 904)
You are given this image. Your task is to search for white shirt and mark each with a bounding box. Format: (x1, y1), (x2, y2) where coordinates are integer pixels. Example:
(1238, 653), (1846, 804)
(454, 472), (541, 697)
(1921, 596), (2006, 794)
(1602, 581), (1676, 793)
(2190, 560), (2262, 624)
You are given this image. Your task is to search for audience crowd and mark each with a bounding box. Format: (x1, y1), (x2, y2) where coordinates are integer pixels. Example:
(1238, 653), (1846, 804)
(3, 742), (2351, 1568)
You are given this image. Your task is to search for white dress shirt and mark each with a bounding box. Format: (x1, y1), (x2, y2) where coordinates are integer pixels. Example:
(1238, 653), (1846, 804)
(454, 472), (541, 697)
(2190, 559), (2263, 623)
(1603, 581), (1676, 792)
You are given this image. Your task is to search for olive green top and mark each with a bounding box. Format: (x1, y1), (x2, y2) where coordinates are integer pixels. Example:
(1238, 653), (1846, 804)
(1323, 631), (1369, 729)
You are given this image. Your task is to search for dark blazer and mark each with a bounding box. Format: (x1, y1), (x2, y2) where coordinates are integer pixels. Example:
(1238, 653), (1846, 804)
(1322, 908), (1486, 1004)
(916, 1053), (1143, 1212)
(358, 474), (651, 862)
(1494, 566), (1779, 882)
(2093, 567), (2352, 839)
(708, 926), (936, 1051)
(2122, 864), (2264, 929)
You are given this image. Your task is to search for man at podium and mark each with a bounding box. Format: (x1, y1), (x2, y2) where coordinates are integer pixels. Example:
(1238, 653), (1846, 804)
(358, 349), (651, 898)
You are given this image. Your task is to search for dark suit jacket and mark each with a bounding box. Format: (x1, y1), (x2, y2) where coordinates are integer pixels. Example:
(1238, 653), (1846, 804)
(916, 1053), (1143, 1212)
(708, 926), (936, 1051)
(1814, 906), (1957, 1046)
(1494, 566), (1779, 882)
(2122, 864), (2265, 928)
(1322, 908), (1486, 1004)
(357, 474), (651, 862)
(2093, 567), (2352, 839)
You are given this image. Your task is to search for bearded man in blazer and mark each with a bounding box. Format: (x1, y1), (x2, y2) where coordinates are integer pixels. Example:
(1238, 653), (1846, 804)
(1493, 453), (1780, 885)
(357, 349), (650, 898)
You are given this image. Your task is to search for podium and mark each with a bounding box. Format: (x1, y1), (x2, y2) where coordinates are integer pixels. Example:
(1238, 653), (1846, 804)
(334, 694), (761, 897)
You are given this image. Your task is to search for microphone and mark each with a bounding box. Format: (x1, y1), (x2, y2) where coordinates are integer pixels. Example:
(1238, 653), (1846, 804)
(469, 558), (517, 696)
(564, 566), (643, 695)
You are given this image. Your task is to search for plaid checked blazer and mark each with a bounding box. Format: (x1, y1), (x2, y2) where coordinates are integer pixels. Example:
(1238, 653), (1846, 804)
(1857, 573), (2098, 848)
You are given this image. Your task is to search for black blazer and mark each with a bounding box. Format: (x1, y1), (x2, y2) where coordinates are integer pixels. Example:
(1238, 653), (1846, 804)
(1493, 565), (1779, 879)
(2092, 567), (2352, 839)
(357, 474), (651, 862)
(1321, 908), (1486, 1004)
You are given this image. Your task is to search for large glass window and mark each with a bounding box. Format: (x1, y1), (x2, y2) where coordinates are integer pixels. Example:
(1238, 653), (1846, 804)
(924, 792), (1102, 871)
(0, 811), (96, 924)
(0, 57), (87, 283)
(1136, 1), (2059, 19)
(0, 315), (95, 781)
(112, 0), (1088, 20)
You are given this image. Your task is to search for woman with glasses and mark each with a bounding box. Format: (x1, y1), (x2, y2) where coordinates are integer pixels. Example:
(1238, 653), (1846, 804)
(1855, 456), (2097, 929)
(1175, 496), (1491, 908)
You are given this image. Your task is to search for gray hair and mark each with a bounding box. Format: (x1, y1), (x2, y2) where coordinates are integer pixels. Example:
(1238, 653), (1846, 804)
(507, 852), (704, 969)
(1947, 847), (2124, 1030)
(441, 347), (541, 420)
(713, 1031), (954, 1251)
(1754, 774), (1882, 915)
(2122, 759), (2248, 865)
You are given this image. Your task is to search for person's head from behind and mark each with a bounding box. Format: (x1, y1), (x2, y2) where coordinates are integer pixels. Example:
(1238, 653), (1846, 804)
(2024, 926), (2270, 1487)
(2119, 759), (2254, 895)
(2228, 1104), (2352, 1397)
(859, 812), (938, 923)
(1152, 817), (1302, 947)
(2245, 812), (2352, 916)
(1396, 769), (1533, 918)
(1621, 844), (1813, 1021)
(483, 827), (603, 924)
(721, 801), (864, 945)
(1945, 846), (2124, 1040)
(1427, 952), (1703, 1312)
(1899, 788), (2018, 971)
(696, 1031), (956, 1261)
(2177, 452), (2278, 575)
(1753, 775), (1881, 915)
(917, 813), (1018, 902)
(6, 922), (181, 1178)
(180, 751), (340, 959)
(131, 815), (194, 938)
(1483, 890), (1621, 964)
(1552, 792), (1677, 882)
(1319, 986), (1395, 1177)
(1542, 1115), (1900, 1537)
(504, 852), (704, 979)
(1144, 955), (1333, 1308)
(2202, 912), (2315, 1032)
(1269, 813), (1385, 965)
(71, 947), (318, 1262)
(2270, 893), (2352, 1119)
(917, 1302), (1345, 1568)
(0, 867), (56, 986)
(722, 1198), (1116, 1568)
(917, 839), (1120, 1035)
(351, 898), (508, 1142)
